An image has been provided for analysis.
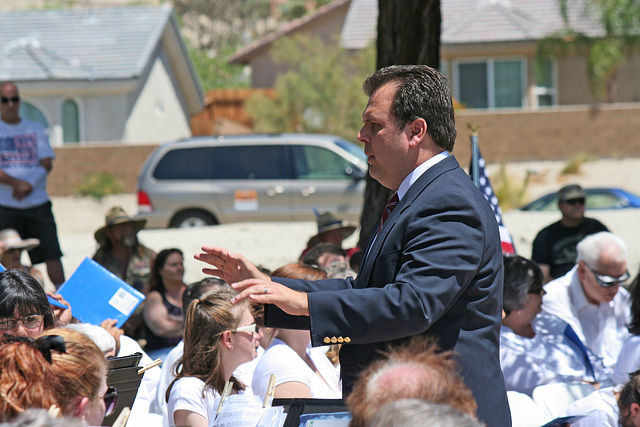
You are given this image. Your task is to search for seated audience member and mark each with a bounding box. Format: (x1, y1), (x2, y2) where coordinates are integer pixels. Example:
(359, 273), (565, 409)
(613, 267), (640, 385)
(500, 255), (610, 396)
(369, 399), (484, 427)
(154, 277), (230, 417)
(0, 228), (46, 290)
(142, 248), (186, 361)
(299, 212), (357, 259)
(65, 322), (116, 357)
(566, 370), (640, 427)
(346, 336), (477, 427)
(542, 231), (631, 368)
(0, 328), (111, 426)
(165, 289), (262, 427)
(301, 243), (348, 270)
(0, 270), (70, 338)
(252, 264), (341, 399)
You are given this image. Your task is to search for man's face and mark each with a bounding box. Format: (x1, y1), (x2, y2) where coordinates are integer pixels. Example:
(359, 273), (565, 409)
(558, 197), (585, 222)
(0, 83), (21, 124)
(106, 222), (137, 248)
(357, 83), (412, 191)
(578, 253), (627, 305)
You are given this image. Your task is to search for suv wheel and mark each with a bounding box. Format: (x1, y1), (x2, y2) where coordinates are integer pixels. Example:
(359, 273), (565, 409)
(170, 210), (218, 228)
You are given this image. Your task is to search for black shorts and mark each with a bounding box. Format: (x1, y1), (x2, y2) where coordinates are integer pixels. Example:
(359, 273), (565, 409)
(0, 201), (63, 264)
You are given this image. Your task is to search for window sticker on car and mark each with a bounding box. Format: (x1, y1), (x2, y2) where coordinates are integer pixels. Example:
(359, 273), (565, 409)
(234, 190), (259, 211)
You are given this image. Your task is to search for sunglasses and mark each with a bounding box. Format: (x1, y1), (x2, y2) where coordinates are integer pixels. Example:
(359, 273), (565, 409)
(0, 314), (44, 330)
(563, 198), (585, 205)
(0, 96), (20, 104)
(585, 264), (630, 288)
(230, 323), (259, 335)
(103, 387), (118, 416)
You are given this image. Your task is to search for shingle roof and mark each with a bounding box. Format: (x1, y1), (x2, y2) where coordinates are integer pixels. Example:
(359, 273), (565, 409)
(0, 5), (175, 80)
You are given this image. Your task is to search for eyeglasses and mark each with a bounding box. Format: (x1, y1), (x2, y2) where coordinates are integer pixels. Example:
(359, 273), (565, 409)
(230, 323), (259, 335)
(586, 264), (630, 288)
(103, 387), (118, 416)
(0, 314), (44, 330)
(0, 96), (20, 104)
(563, 198), (585, 205)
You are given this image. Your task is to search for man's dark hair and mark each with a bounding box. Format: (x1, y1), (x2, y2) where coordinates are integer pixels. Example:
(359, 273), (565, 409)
(300, 243), (346, 268)
(502, 255), (544, 315)
(362, 65), (456, 151)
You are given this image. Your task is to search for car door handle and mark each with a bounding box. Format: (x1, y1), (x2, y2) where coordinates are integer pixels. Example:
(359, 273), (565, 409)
(266, 185), (284, 197)
(301, 186), (316, 197)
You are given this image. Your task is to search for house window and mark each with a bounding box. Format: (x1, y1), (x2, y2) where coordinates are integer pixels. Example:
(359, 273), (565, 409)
(533, 59), (557, 107)
(19, 102), (48, 129)
(456, 58), (525, 108)
(62, 99), (80, 143)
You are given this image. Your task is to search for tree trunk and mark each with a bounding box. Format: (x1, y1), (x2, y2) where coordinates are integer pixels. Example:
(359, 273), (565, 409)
(357, 0), (442, 249)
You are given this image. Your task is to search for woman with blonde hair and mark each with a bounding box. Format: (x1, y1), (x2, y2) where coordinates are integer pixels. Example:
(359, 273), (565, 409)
(0, 327), (113, 426)
(165, 288), (262, 427)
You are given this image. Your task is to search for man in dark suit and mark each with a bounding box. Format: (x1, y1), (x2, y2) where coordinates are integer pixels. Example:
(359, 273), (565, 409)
(196, 65), (510, 426)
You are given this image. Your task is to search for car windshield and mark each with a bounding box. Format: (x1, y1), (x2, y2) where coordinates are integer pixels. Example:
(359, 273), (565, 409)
(333, 139), (367, 162)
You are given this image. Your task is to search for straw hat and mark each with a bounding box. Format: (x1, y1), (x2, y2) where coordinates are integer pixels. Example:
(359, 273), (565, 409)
(0, 229), (40, 251)
(94, 206), (146, 242)
(306, 212), (357, 247)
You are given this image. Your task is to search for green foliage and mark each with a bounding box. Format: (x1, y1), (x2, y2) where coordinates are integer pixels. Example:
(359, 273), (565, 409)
(560, 152), (596, 175)
(537, 0), (640, 102)
(245, 35), (375, 142)
(492, 164), (531, 211)
(187, 43), (249, 91)
(74, 173), (124, 200)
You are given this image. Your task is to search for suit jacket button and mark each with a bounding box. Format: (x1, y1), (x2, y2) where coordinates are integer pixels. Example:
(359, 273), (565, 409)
(323, 337), (331, 344)
(337, 337), (344, 343)
(344, 337), (351, 343)
(330, 336), (338, 343)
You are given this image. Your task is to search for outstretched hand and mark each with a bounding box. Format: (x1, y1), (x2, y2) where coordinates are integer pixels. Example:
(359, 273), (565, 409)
(194, 246), (270, 284)
(230, 279), (310, 317)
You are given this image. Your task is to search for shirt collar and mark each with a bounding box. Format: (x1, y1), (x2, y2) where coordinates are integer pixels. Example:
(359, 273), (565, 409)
(396, 151), (449, 200)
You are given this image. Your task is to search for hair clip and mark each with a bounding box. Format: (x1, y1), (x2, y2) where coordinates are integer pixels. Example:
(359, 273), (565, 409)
(629, 369), (640, 379)
(2, 335), (66, 363)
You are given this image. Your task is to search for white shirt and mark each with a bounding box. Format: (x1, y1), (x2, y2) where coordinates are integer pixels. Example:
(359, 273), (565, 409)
(0, 119), (54, 208)
(500, 313), (612, 396)
(613, 334), (640, 385)
(252, 338), (341, 399)
(565, 385), (622, 427)
(165, 376), (219, 426)
(542, 266), (630, 367)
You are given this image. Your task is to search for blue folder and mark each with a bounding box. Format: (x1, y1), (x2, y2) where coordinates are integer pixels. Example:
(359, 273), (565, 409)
(58, 257), (145, 328)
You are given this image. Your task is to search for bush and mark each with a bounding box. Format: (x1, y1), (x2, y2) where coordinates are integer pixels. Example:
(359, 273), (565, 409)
(560, 152), (596, 176)
(74, 173), (124, 200)
(492, 163), (531, 211)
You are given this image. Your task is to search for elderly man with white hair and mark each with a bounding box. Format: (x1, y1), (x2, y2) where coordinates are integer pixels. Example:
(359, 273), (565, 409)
(541, 231), (631, 368)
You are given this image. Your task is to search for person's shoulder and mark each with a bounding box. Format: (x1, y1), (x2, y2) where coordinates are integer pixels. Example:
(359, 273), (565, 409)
(583, 217), (609, 230)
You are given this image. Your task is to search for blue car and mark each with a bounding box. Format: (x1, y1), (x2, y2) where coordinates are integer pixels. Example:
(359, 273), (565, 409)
(520, 188), (640, 211)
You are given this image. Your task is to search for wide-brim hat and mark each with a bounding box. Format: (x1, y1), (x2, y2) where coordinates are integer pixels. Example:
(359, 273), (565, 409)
(0, 228), (40, 251)
(307, 212), (357, 247)
(94, 206), (146, 242)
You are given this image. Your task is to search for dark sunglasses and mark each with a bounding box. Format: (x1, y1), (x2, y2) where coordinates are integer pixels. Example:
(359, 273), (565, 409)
(103, 387), (119, 416)
(586, 264), (630, 288)
(563, 197), (585, 205)
(0, 96), (20, 104)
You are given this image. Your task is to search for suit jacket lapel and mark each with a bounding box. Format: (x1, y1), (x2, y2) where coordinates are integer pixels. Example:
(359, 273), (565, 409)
(356, 156), (461, 288)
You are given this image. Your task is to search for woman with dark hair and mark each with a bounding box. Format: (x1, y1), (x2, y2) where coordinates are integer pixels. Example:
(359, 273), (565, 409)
(0, 328), (111, 425)
(165, 288), (261, 427)
(0, 270), (57, 338)
(142, 248), (186, 360)
(251, 263), (341, 399)
(613, 267), (640, 385)
(500, 255), (610, 396)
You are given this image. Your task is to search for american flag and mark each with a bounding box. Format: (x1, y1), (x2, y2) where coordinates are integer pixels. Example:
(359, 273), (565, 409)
(469, 149), (516, 254)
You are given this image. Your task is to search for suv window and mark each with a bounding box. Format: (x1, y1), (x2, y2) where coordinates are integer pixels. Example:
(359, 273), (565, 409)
(153, 145), (293, 180)
(293, 145), (352, 180)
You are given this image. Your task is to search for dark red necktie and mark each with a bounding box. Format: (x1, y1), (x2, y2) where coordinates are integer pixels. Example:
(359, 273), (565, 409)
(378, 192), (399, 233)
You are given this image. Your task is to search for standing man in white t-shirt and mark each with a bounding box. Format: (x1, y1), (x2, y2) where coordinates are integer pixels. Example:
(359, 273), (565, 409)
(0, 82), (65, 287)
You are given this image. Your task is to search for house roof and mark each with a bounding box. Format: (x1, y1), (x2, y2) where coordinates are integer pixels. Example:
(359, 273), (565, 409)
(343, 0), (601, 49)
(228, 0), (351, 64)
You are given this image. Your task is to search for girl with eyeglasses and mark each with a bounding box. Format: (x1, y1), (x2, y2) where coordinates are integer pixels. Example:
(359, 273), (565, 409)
(165, 288), (262, 427)
(0, 328), (113, 425)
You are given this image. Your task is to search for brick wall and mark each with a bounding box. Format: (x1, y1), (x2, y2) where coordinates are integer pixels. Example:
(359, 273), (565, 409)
(47, 103), (640, 196)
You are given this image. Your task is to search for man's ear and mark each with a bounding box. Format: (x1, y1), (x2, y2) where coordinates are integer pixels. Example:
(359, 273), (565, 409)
(408, 118), (427, 147)
(631, 401), (640, 416)
(576, 262), (587, 282)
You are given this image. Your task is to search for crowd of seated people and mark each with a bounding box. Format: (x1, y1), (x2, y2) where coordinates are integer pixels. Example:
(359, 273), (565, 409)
(3, 207), (640, 427)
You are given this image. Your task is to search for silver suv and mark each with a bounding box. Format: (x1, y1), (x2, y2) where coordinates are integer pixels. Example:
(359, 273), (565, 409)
(134, 133), (368, 228)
